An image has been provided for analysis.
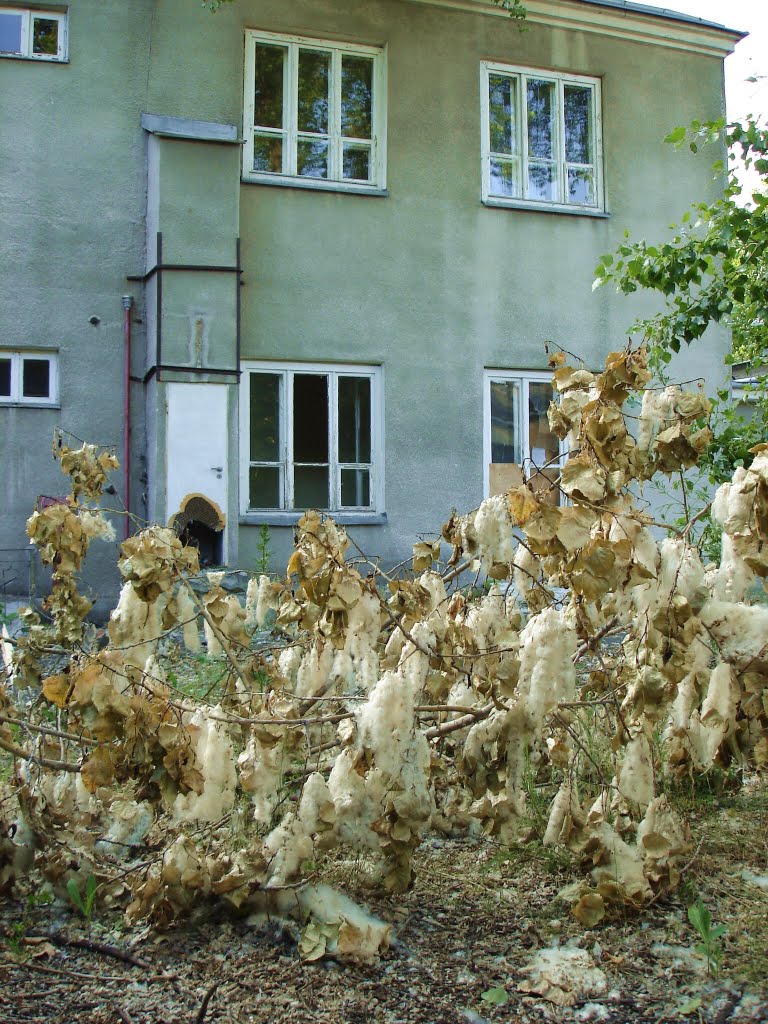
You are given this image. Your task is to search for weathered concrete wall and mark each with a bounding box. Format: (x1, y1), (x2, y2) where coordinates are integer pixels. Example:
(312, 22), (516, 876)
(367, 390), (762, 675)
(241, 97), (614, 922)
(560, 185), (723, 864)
(0, 0), (153, 603)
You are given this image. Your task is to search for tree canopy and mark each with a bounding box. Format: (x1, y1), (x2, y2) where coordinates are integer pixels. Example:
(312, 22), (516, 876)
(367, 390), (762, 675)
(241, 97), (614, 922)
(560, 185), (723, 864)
(594, 119), (768, 482)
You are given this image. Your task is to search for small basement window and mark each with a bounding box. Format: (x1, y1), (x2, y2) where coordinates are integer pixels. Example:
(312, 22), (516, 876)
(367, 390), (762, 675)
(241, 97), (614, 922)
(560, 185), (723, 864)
(0, 350), (58, 404)
(0, 7), (67, 61)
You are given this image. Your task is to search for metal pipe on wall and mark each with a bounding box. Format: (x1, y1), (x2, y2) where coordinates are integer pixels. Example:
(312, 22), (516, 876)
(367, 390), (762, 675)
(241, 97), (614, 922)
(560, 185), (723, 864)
(122, 294), (134, 540)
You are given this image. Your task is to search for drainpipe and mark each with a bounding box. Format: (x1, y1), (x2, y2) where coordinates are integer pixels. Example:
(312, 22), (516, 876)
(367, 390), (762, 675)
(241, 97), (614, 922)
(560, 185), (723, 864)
(122, 295), (134, 540)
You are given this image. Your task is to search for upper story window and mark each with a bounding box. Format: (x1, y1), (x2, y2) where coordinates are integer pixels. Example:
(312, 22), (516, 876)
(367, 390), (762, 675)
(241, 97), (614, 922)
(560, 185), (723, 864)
(0, 350), (58, 405)
(243, 30), (386, 193)
(240, 361), (384, 514)
(481, 63), (603, 213)
(0, 7), (67, 61)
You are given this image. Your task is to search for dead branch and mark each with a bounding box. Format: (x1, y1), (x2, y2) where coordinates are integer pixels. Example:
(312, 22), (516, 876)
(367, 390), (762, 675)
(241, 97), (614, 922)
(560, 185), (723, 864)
(425, 705), (494, 739)
(0, 713), (98, 747)
(178, 575), (252, 692)
(194, 981), (220, 1024)
(572, 617), (621, 662)
(0, 731), (80, 772)
(29, 933), (151, 969)
(415, 703), (487, 718)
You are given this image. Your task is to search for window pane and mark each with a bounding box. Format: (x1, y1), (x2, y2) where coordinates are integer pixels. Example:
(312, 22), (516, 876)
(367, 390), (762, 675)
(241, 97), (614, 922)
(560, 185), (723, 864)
(249, 466), (280, 508)
(254, 44), (285, 129)
(0, 12), (22, 53)
(294, 466), (329, 509)
(250, 373), (280, 461)
(297, 138), (328, 178)
(528, 162), (556, 202)
(564, 85), (593, 164)
(490, 158), (518, 197)
(528, 382), (559, 466)
(342, 144), (371, 181)
(341, 468), (370, 508)
(527, 79), (555, 160)
(0, 358), (11, 397)
(568, 167), (595, 205)
(338, 376), (371, 463)
(341, 55), (373, 139)
(490, 380), (521, 463)
(293, 374), (328, 462)
(489, 74), (514, 156)
(253, 134), (283, 173)
(32, 17), (58, 56)
(298, 49), (329, 134)
(22, 359), (50, 399)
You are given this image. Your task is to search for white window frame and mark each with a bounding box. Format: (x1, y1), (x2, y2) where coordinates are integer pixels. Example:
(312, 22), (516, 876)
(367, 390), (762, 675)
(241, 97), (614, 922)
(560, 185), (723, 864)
(483, 369), (564, 498)
(0, 7), (67, 61)
(0, 350), (59, 405)
(239, 361), (384, 515)
(480, 62), (604, 214)
(243, 29), (387, 193)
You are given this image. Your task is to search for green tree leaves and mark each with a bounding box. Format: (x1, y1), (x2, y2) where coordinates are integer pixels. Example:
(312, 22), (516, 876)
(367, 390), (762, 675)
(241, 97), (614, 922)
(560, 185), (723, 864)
(594, 118), (768, 481)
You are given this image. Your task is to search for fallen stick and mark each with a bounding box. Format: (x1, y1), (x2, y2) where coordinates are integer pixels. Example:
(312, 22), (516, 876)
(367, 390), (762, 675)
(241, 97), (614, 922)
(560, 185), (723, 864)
(27, 932), (151, 970)
(194, 981), (219, 1024)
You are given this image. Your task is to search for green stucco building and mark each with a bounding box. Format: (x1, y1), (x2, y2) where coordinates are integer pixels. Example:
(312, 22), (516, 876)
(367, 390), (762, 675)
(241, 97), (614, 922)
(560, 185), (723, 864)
(0, 0), (743, 602)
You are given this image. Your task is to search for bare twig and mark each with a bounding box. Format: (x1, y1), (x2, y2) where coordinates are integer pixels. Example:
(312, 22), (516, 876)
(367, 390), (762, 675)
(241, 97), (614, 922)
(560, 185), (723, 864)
(425, 704), (494, 739)
(29, 933), (151, 969)
(178, 576), (252, 692)
(0, 712), (98, 747)
(441, 559), (471, 586)
(682, 499), (714, 540)
(572, 617), (622, 663)
(194, 981), (220, 1024)
(4, 958), (135, 983)
(0, 731), (80, 772)
(415, 703), (487, 718)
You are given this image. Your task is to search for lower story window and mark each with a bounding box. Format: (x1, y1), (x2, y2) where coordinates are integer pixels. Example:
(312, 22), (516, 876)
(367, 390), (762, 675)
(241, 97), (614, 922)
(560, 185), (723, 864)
(240, 362), (382, 513)
(0, 349), (58, 404)
(484, 369), (561, 499)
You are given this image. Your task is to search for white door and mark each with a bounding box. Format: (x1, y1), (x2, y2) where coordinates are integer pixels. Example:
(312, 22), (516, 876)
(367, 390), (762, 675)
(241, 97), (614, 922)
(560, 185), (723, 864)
(166, 383), (228, 521)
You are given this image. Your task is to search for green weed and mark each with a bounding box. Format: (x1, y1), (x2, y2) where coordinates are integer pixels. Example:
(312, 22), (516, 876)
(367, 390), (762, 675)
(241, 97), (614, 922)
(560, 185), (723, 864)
(67, 874), (98, 922)
(255, 524), (272, 575)
(5, 887), (54, 957)
(688, 897), (727, 976)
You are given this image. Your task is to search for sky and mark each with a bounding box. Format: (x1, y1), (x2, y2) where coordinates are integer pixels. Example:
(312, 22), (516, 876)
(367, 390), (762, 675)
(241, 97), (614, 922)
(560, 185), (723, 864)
(642, 0), (768, 123)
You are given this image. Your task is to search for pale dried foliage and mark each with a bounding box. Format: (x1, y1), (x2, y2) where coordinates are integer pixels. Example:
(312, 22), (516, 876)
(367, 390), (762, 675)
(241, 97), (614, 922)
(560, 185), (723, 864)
(1, 350), (767, 958)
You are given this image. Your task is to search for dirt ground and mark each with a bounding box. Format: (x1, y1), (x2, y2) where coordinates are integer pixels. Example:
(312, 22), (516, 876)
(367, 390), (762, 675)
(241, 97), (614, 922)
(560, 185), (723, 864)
(1, 779), (766, 1024)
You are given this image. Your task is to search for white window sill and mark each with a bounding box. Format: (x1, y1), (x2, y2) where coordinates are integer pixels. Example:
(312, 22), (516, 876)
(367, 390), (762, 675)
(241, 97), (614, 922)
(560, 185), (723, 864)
(242, 174), (388, 198)
(240, 511), (387, 526)
(0, 53), (68, 63)
(483, 197), (610, 218)
(0, 401), (60, 409)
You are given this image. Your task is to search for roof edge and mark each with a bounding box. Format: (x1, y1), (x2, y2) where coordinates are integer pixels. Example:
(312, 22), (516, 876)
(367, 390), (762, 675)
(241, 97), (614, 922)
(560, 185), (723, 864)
(405, 0), (746, 57)
(575, 0), (745, 39)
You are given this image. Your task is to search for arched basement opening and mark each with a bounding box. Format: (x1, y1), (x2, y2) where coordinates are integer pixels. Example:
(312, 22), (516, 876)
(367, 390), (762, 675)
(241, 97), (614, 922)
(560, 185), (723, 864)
(169, 493), (225, 567)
